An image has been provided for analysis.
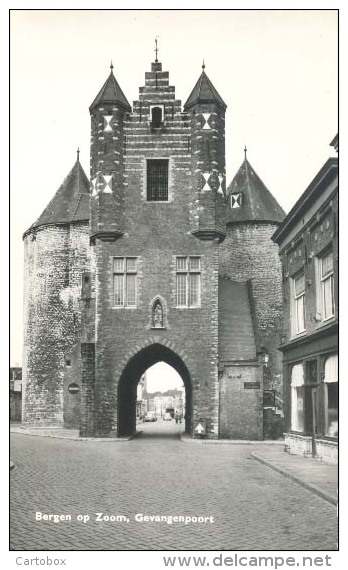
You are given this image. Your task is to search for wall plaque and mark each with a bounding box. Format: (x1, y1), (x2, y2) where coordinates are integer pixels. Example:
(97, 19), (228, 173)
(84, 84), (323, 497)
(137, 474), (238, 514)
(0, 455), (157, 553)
(244, 382), (260, 389)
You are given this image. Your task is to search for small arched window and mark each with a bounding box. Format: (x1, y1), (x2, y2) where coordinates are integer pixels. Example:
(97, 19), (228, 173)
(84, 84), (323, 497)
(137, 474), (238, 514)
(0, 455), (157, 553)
(151, 106), (163, 128)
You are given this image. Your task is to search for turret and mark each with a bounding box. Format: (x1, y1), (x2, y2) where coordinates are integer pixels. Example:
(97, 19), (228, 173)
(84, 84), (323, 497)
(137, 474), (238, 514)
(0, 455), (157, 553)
(184, 63), (227, 241)
(22, 153), (91, 427)
(226, 149), (285, 225)
(89, 63), (131, 243)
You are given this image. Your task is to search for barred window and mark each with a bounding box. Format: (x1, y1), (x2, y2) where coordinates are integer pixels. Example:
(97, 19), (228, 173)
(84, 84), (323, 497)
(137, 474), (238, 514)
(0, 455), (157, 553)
(113, 257), (137, 307)
(147, 160), (169, 201)
(176, 256), (201, 307)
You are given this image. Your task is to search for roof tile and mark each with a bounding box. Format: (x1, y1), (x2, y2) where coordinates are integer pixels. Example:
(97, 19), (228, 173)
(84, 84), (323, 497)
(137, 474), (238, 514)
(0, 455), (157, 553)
(226, 159), (285, 224)
(90, 71), (131, 112)
(29, 160), (90, 231)
(184, 70), (226, 110)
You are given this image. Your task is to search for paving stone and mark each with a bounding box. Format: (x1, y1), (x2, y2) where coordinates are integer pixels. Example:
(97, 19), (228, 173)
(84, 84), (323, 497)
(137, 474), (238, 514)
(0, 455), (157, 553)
(10, 425), (337, 551)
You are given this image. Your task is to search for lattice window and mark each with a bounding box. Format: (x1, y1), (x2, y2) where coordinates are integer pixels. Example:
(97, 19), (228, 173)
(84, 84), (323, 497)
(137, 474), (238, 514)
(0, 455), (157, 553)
(176, 256), (201, 307)
(113, 257), (137, 307)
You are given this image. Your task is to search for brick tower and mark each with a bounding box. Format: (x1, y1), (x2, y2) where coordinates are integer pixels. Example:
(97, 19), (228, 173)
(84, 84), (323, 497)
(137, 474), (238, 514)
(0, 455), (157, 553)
(184, 63), (226, 241)
(79, 58), (227, 438)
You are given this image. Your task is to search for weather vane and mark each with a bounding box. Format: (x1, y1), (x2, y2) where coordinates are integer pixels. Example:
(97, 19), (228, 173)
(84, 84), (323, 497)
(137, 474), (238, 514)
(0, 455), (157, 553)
(155, 36), (159, 62)
(244, 145), (247, 161)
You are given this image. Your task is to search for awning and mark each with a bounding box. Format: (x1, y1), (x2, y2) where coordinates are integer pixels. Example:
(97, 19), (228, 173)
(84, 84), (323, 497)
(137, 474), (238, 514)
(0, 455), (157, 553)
(291, 363), (304, 387)
(324, 354), (338, 383)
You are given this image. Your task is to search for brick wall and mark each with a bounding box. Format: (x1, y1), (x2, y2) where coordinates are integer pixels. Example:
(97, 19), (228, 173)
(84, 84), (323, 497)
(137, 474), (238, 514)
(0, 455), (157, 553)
(22, 222), (90, 425)
(80, 342), (96, 437)
(219, 365), (263, 439)
(88, 63), (223, 438)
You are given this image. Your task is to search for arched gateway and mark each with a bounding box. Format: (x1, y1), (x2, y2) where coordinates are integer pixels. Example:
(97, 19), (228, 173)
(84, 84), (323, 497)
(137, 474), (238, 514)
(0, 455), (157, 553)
(22, 56), (285, 441)
(118, 343), (192, 436)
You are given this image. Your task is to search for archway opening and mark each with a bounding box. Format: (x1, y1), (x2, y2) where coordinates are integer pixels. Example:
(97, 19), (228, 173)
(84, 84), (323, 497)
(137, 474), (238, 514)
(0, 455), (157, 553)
(117, 344), (192, 437)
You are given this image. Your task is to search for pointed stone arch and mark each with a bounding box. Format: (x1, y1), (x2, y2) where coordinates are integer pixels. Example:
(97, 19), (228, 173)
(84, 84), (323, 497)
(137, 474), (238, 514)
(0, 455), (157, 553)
(116, 339), (195, 437)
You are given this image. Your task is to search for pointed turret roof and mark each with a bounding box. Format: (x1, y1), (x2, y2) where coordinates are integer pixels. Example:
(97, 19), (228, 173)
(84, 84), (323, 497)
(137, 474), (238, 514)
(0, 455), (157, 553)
(27, 155), (90, 233)
(226, 157), (285, 225)
(184, 67), (226, 110)
(89, 64), (131, 112)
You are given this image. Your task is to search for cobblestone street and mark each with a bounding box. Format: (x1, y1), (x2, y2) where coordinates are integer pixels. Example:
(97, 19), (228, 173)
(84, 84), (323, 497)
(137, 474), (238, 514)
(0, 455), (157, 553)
(10, 423), (338, 551)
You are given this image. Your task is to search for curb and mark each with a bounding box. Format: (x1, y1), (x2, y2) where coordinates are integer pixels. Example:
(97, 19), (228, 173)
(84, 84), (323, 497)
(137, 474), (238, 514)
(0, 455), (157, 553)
(251, 452), (337, 506)
(180, 436), (284, 445)
(10, 430), (134, 442)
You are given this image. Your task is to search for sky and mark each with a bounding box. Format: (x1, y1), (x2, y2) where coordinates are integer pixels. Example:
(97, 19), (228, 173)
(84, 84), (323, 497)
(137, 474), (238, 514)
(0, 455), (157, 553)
(145, 363), (184, 393)
(10, 9), (338, 367)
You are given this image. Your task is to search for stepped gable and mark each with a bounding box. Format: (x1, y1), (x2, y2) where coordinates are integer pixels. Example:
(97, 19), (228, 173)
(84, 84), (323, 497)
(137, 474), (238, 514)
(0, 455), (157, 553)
(28, 157), (90, 232)
(218, 278), (257, 361)
(89, 65), (131, 112)
(226, 158), (285, 224)
(184, 68), (227, 110)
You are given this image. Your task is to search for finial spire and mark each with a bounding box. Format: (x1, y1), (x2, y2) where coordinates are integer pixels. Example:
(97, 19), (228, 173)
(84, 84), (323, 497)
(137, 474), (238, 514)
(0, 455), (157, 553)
(244, 145), (247, 161)
(202, 59), (205, 71)
(110, 60), (114, 73)
(154, 36), (159, 62)
(77, 147), (80, 162)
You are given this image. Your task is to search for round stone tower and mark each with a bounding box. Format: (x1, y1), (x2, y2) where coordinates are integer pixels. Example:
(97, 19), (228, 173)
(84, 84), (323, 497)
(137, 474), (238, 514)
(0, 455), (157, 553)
(22, 154), (91, 426)
(219, 151), (286, 387)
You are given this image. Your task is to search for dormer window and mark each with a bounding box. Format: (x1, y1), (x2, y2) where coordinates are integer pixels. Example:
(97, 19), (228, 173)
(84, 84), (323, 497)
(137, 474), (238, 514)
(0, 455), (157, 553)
(150, 105), (164, 129)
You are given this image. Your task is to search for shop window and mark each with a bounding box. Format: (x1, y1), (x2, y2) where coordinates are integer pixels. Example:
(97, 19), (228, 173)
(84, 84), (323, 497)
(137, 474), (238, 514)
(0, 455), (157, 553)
(290, 364), (305, 432)
(290, 272), (306, 335)
(324, 354), (338, 437)
(147, 159), (169, 201)
(315, 250), (335, 321)
(113, 257), (137, 307)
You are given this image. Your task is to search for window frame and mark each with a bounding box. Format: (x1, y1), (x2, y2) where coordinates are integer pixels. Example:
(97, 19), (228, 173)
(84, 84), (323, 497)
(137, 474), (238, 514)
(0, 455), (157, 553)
(323, 354), (338, 438)
(290, 363), (305, 433)
(149, 104), (164, 129)
(146, 159), (169, 202)
(290, 271), (306, 336)
(176, 256), (201, 308)
(113, 257), (138, 308)
(315, 249), (335, 322)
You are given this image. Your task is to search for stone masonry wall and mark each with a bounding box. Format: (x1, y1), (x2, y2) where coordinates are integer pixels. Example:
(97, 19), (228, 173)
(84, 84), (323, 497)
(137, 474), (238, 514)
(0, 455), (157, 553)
(219, 223), (283, 389)
(22, 222), (90, 425)
(219, 365), (263, 439)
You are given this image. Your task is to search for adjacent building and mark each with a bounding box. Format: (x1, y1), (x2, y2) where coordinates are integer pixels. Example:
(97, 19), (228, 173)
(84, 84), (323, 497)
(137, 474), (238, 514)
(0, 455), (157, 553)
(272, 137), (338, 462)
(10, 367), (22, 421)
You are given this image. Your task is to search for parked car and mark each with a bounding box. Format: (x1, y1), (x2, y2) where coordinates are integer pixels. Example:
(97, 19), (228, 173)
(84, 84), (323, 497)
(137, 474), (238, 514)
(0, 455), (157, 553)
(163, 412), (172, 421)
(144, 412), (157, 422)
